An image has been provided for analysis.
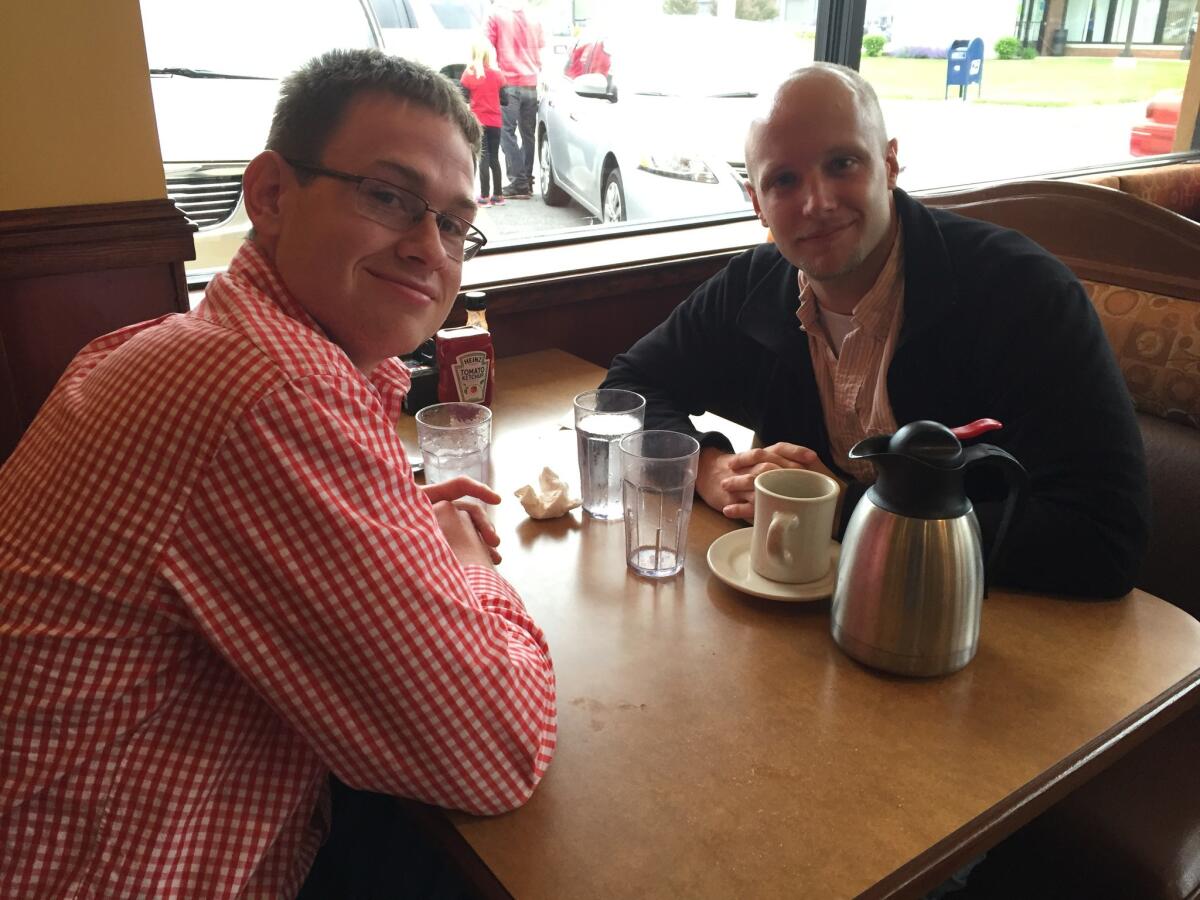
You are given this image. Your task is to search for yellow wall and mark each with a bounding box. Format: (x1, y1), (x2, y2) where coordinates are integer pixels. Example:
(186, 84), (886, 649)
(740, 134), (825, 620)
(0, 0), (164, 211)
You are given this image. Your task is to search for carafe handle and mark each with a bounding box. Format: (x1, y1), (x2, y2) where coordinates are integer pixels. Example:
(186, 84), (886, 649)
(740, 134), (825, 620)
(962, 444), (1029, 589)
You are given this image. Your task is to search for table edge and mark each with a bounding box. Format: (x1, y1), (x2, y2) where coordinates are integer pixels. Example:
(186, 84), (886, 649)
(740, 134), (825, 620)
(859, 667), (1200, 899)
(397, 799), (514, 900)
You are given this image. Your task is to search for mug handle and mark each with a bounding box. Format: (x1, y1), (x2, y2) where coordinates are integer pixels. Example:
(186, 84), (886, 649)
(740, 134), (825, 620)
(766, 512), (800, 565)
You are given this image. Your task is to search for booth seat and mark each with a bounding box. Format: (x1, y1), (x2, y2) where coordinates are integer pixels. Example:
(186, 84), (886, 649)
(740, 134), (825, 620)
(1082, 278), (1200, 613)
(1116, 162), (1200, 221)
(924, 180), (1200, 900)
(1071, 160), (1200, 222)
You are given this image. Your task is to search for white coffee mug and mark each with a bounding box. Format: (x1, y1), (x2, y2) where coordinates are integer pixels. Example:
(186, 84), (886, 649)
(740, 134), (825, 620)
(750, 468), (839, 584)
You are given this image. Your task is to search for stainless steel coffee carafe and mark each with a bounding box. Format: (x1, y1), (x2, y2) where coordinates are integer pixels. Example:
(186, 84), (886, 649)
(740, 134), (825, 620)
(831, 419), (1028, 677)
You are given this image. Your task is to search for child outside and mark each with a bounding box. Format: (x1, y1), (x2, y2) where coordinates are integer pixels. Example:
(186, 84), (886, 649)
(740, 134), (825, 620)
(461, 44), (507, 207)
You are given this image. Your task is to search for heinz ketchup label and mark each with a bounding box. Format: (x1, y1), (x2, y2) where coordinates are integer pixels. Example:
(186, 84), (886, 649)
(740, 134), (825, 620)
(435, 325), (493, 406)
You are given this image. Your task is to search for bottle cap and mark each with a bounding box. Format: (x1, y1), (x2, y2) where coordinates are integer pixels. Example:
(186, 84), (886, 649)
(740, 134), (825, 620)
(463, 291), (488, 311)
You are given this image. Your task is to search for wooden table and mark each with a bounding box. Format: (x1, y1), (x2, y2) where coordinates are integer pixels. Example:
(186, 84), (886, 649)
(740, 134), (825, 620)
(400, 349), (1200, 900)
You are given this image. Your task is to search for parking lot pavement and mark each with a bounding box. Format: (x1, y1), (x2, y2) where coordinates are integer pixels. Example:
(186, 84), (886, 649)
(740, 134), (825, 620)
(473, 191), (595, 245)
(472, 161), (597, 246)
(472, 100), (1145, 248)
(887, 99), (1142, 192)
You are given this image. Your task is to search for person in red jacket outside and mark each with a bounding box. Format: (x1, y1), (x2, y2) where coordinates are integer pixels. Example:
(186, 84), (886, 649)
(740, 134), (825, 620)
(461, 42), (507, 207)
(487, 0), (544, 198)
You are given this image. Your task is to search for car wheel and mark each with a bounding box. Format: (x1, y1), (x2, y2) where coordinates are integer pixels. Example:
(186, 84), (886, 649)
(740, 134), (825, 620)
(539, 135), (569, 207)
(602, 167), (626, 223)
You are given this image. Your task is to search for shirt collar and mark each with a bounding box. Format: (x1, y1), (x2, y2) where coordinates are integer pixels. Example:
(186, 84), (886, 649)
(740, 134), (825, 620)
(369, 358), (412, 425)
(795, 221), (905, 341)
(223, 242), (413, 423)
(227, 241), (321, 334)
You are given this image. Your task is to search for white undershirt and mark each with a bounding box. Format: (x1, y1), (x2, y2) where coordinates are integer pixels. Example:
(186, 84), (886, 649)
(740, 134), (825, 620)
(820, 307), (857, 358)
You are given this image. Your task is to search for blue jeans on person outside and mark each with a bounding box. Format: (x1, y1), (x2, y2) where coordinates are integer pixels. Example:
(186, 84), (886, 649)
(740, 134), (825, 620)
(500, 85), (537, 189)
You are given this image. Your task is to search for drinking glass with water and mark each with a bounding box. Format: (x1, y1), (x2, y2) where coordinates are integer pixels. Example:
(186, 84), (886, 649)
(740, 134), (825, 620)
(619, 430), (700, 578)
(573, 389), (646, 519)
(415, 402), (492, 484)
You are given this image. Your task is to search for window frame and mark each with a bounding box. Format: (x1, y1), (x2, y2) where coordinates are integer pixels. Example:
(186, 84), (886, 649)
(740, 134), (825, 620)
(459, 0), (1199, 277)
(182, 0), (1200, 294)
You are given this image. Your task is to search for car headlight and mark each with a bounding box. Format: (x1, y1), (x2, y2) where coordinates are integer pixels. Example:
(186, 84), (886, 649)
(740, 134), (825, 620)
(637, 153), (719, 184)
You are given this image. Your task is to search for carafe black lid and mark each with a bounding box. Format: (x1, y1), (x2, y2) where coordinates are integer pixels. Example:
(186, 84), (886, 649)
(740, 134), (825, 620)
(886, 420), (964, 468)
(854, 420), (1003, 519)
(848, 418), (1028, 588)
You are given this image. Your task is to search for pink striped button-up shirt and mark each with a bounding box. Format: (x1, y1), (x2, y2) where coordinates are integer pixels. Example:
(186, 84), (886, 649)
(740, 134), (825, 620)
(0, 242), (556, 898)
(797, 225), (905, 483)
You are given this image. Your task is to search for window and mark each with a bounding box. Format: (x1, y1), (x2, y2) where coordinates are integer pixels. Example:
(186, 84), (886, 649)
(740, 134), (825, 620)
(141, 0), (1198, 284)
(431, 0), (486, 28)
(369, 0), (413, 28)
(852, 0), (1195, 195)
(1062, 0), (1195, 44)
(141, 0), (377, 80)
(533, 14), (812, 229)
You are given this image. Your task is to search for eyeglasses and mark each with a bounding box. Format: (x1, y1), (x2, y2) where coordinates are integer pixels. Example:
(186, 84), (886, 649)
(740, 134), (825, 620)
(284, 159), (488, 261)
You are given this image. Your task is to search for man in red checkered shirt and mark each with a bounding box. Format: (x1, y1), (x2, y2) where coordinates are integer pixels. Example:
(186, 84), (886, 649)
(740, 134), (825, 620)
(0, 49), (556, 897)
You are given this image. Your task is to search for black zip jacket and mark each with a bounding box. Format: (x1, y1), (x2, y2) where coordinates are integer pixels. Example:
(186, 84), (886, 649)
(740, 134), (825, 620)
(602, 189), (1149, 598)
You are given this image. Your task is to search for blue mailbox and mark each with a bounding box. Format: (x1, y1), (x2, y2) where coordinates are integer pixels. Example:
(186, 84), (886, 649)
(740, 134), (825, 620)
(945, 37), (984, 100)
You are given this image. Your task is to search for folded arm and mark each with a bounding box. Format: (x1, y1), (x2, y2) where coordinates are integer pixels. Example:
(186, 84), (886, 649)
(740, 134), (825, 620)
(161, 377), (556, 815)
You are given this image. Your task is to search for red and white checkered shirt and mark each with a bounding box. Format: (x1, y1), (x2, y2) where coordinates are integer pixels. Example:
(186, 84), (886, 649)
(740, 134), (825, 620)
(0, 242), (556, 898)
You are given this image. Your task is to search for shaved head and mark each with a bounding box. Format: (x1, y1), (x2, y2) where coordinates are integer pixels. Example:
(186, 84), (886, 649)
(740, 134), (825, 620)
(746, 64), (889, 187)
(740, 62), (899, 310)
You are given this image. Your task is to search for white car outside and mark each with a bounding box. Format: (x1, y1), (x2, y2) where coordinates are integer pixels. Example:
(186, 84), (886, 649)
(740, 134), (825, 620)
(537, 16), (807, 225)
(144, 0), (485, 281)
(142, 0), (384, 279)
(368, 0), (489, 82)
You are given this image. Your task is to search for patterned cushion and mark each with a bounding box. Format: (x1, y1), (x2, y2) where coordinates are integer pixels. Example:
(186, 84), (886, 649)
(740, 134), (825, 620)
(1083, 280), (1200, 429)
(1116, 164), (1200, 220)
(1069, 173), (1121, 190)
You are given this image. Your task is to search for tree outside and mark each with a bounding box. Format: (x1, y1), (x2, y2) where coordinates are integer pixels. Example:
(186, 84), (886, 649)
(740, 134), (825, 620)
(735, 0), (778, 20)
(664, 0), (779, 16)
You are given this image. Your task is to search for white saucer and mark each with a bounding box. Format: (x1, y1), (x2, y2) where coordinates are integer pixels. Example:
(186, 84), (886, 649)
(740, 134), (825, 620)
(706, 529), (840, 602)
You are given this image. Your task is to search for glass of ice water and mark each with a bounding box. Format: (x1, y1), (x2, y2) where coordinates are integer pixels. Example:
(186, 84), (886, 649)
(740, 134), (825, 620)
(415, 402), (492, 485)
(573, 389), (646, 519)
(619, 430), (700, 578)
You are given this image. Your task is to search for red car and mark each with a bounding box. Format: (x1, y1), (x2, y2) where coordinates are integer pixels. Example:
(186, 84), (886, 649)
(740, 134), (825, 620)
(1130, 89), (1183, 156)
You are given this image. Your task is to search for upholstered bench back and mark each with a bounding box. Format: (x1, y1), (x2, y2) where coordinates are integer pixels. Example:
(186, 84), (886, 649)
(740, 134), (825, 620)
(1069, 162), (1200, 221)
(1083, 281), (1200, 430)
(1082, 281), (1200, 613)
(1117, 162), (1200, 221)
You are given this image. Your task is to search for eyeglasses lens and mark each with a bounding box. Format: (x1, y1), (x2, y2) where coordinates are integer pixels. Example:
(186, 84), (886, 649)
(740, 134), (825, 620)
(355, 179), (482, 261)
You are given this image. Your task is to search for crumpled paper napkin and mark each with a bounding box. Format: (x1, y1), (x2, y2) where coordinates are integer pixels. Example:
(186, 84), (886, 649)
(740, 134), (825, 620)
(514, 467), (582, 519)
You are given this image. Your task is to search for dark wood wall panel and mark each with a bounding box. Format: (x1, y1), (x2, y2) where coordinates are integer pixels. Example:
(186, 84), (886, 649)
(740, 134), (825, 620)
(0, 199), (194, 462)
(0, 265), (187, 427)
(0, 332), (21, 464)
(454, 253), (738, 368)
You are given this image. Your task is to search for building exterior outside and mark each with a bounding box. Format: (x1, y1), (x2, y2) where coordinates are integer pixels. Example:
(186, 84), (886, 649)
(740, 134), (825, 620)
(864, 0), (1015, 56)
(1041, 0), (1197, 57)
(860, 0), (1194, 58)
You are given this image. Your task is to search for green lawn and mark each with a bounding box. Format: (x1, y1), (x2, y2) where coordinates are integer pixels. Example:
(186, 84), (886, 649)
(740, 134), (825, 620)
(859, 56), (1188, 105)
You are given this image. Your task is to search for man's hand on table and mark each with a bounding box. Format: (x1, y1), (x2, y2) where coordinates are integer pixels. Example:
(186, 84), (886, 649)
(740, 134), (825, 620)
(697, 443), (841, 522)
(422, 477), (503, 566)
